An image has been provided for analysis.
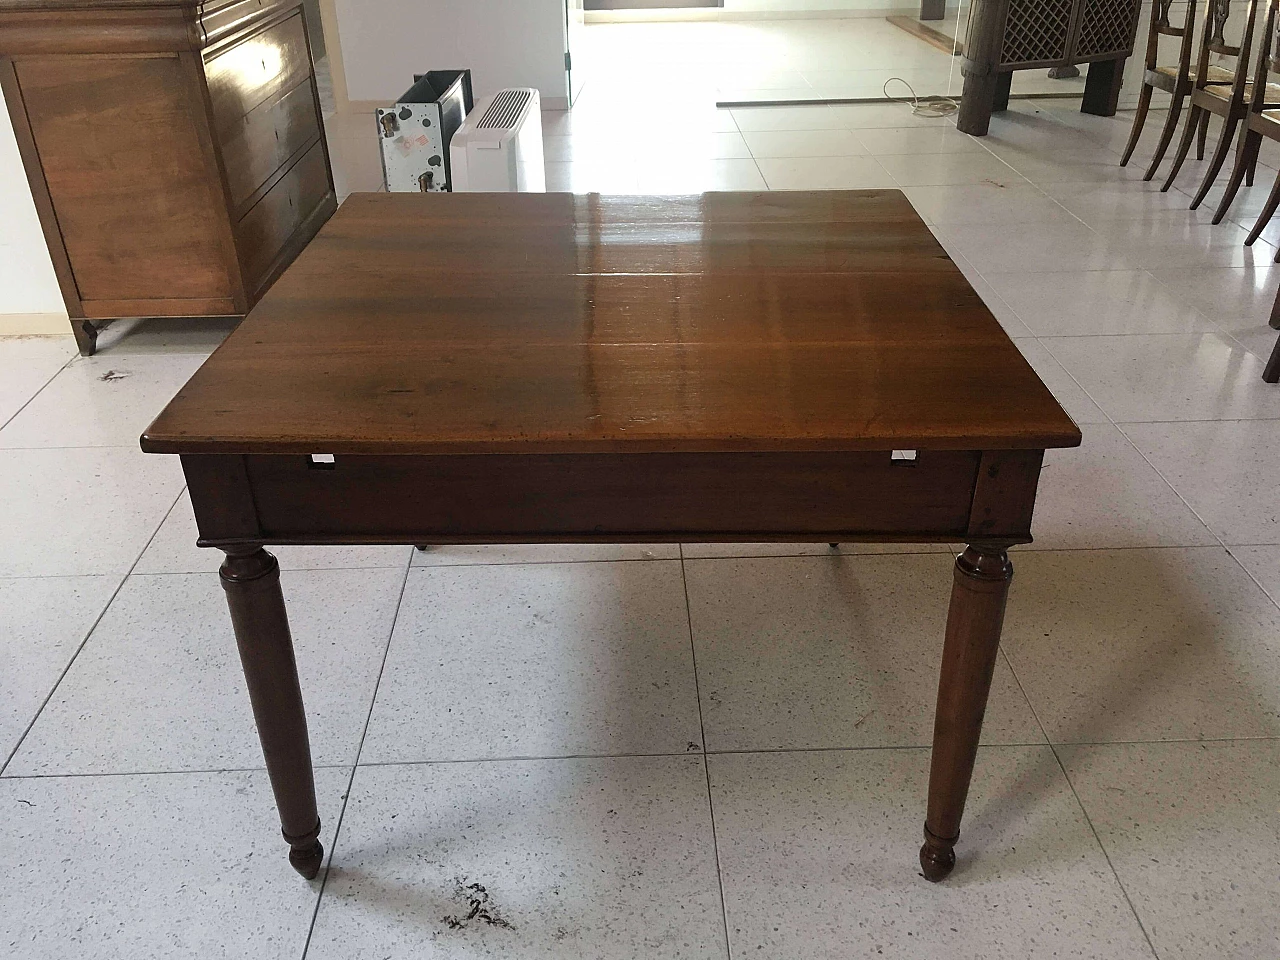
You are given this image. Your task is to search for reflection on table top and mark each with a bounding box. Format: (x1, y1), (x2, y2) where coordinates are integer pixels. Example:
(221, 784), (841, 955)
(142, 191), (1082, 456)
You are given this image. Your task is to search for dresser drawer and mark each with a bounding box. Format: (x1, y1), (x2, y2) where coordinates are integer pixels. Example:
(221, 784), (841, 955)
(205, 11), (310, 136)
(199, 0), (296, 47)
(201, 0), (293, 47)
(220, 77), (321, 213)
(236, 139), (331, 288)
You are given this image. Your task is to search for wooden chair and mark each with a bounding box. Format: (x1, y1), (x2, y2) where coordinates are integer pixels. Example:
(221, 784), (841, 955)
(1162, 0), (1266, 207)
(1122, 0), (1224, 179)
(1266, 289), (1280, 382)
(1214, 0), (1280, 246)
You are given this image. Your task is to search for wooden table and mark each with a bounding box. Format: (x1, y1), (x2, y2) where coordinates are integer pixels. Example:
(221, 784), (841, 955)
(141, 190), (1081, 883)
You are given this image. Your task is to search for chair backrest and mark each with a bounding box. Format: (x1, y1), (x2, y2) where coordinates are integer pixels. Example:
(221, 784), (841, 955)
(1206, 0), (1243, 56)
(1145, 0), (1200, 75)
(1196, 0), (1263, 104)
(1265, 0), (1280, 72)
(1247, 0), (1280, 111)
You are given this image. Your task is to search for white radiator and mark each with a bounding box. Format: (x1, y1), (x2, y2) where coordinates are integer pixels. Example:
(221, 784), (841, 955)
(449, 88), (546, 193)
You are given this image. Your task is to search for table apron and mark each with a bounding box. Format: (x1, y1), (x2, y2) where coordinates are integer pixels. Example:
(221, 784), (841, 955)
(180, 449), (1045, 546)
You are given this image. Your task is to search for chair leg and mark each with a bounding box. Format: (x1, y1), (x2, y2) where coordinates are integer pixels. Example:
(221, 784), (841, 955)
(1120, 84), (1154, 167)
(1190, 115), (1241, 209)
(1144, 92), (1186, 181)
(1213, 129), (1261, 223)
(1162, 105), (1204, 192)
(1264, 332), (1280, 383)
(1196, 109), (1211, 160)
(1247, 140), (1259, 187)
(1244, 166), (1280, 245)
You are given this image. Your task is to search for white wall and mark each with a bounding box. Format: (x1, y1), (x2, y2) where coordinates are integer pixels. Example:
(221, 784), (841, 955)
(334, 0), (570, 105)
(0, 83), (67, 328)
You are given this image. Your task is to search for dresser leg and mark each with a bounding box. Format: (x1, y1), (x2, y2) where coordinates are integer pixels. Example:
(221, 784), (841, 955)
(220, 545), (323, 880)
(72, 320), (98, 357)
(920, 543), (1013, 881)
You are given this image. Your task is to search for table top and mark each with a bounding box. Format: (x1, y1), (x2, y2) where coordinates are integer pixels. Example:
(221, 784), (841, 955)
(141, 191), (1081, 456)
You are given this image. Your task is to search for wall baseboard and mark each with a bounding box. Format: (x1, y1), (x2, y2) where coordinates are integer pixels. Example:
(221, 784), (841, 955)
(586, 7), (917, 21)
(0, 313), (69, 336)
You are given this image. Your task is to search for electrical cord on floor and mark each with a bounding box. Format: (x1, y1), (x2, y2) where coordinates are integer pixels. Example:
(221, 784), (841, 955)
(883, 77), (959, 118)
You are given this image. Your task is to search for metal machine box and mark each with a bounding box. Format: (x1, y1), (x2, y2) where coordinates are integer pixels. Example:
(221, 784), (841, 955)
(377, 70), (474, 192)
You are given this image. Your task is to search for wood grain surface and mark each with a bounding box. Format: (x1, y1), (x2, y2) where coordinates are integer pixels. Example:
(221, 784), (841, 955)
(142, 191), (1082, 455)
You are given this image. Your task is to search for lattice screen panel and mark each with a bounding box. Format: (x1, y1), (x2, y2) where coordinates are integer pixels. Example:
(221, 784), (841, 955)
(1000, 0), (1074, 65)
(1074, 0), (1141, 58)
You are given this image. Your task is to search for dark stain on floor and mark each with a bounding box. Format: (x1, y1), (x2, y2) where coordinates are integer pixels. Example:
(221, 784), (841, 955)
(442, 879), (514, 932)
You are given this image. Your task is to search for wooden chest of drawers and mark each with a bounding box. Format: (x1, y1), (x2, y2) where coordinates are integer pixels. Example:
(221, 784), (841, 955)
(0, 0), (337, 354)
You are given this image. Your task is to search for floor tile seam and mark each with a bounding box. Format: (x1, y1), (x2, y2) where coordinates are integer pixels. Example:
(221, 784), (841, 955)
(1011, 543), (1277, 554)
(1047, 739), (1165, 960)
(0, 442), (171, 452)
(941, 134), (1037, 188)
(881, 158), (1037, 191)
(681, 547), (946, 560)
(1025, 330), (1241, 340)
(0, 349), (80, 433)
(0, 484), (187, 776)
(408, 555), (687, 572)
(1076, 412), (1280, 609)
(1002, 646), (1163, 958)
(1033, 337), (1273, 427)
(1110, 416), (1280, 426)
(679, 553), (734, 960)
(0, 763), (354, 781)
(353, 743), (1065, 770)
(1220, 327), (1280, 362)
(971, 140), (1093, 227)
(971, 263), (1177, 275)
(1223, 330), (1280, 363)
(1133, 270), (1227, 332)
(1109, 421), (1247, 554)
(680, 550), (954, 570)
(988, 156), (1122, 203)
(0, 571), (139, 583)
(301, 548), (416, 958)
(1046, 735), (1280, 748)
(131, 563), (414, 577)
(1017, 325), (1125, 420)
(9, 737), (1277, 781)
(996, 646), (1052, 748)
(1221, 546), (1280, 617)
(745, 148), (872, 162)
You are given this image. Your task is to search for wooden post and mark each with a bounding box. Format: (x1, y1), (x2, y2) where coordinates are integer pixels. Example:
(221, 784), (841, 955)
(992, 71), (1013, 112)
(1081, 57), (1126, 116)
(958, 0), (1007, 135)
(220, 545), (324, 880)
(920, 543), (1014, 881)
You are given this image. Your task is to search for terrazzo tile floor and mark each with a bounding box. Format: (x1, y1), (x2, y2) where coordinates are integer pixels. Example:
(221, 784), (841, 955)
(4, 18), (1280, 960)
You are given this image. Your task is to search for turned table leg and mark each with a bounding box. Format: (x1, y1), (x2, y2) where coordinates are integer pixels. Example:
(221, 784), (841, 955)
(220, 545), (324, 879)
(920, 543), (1013, 881)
